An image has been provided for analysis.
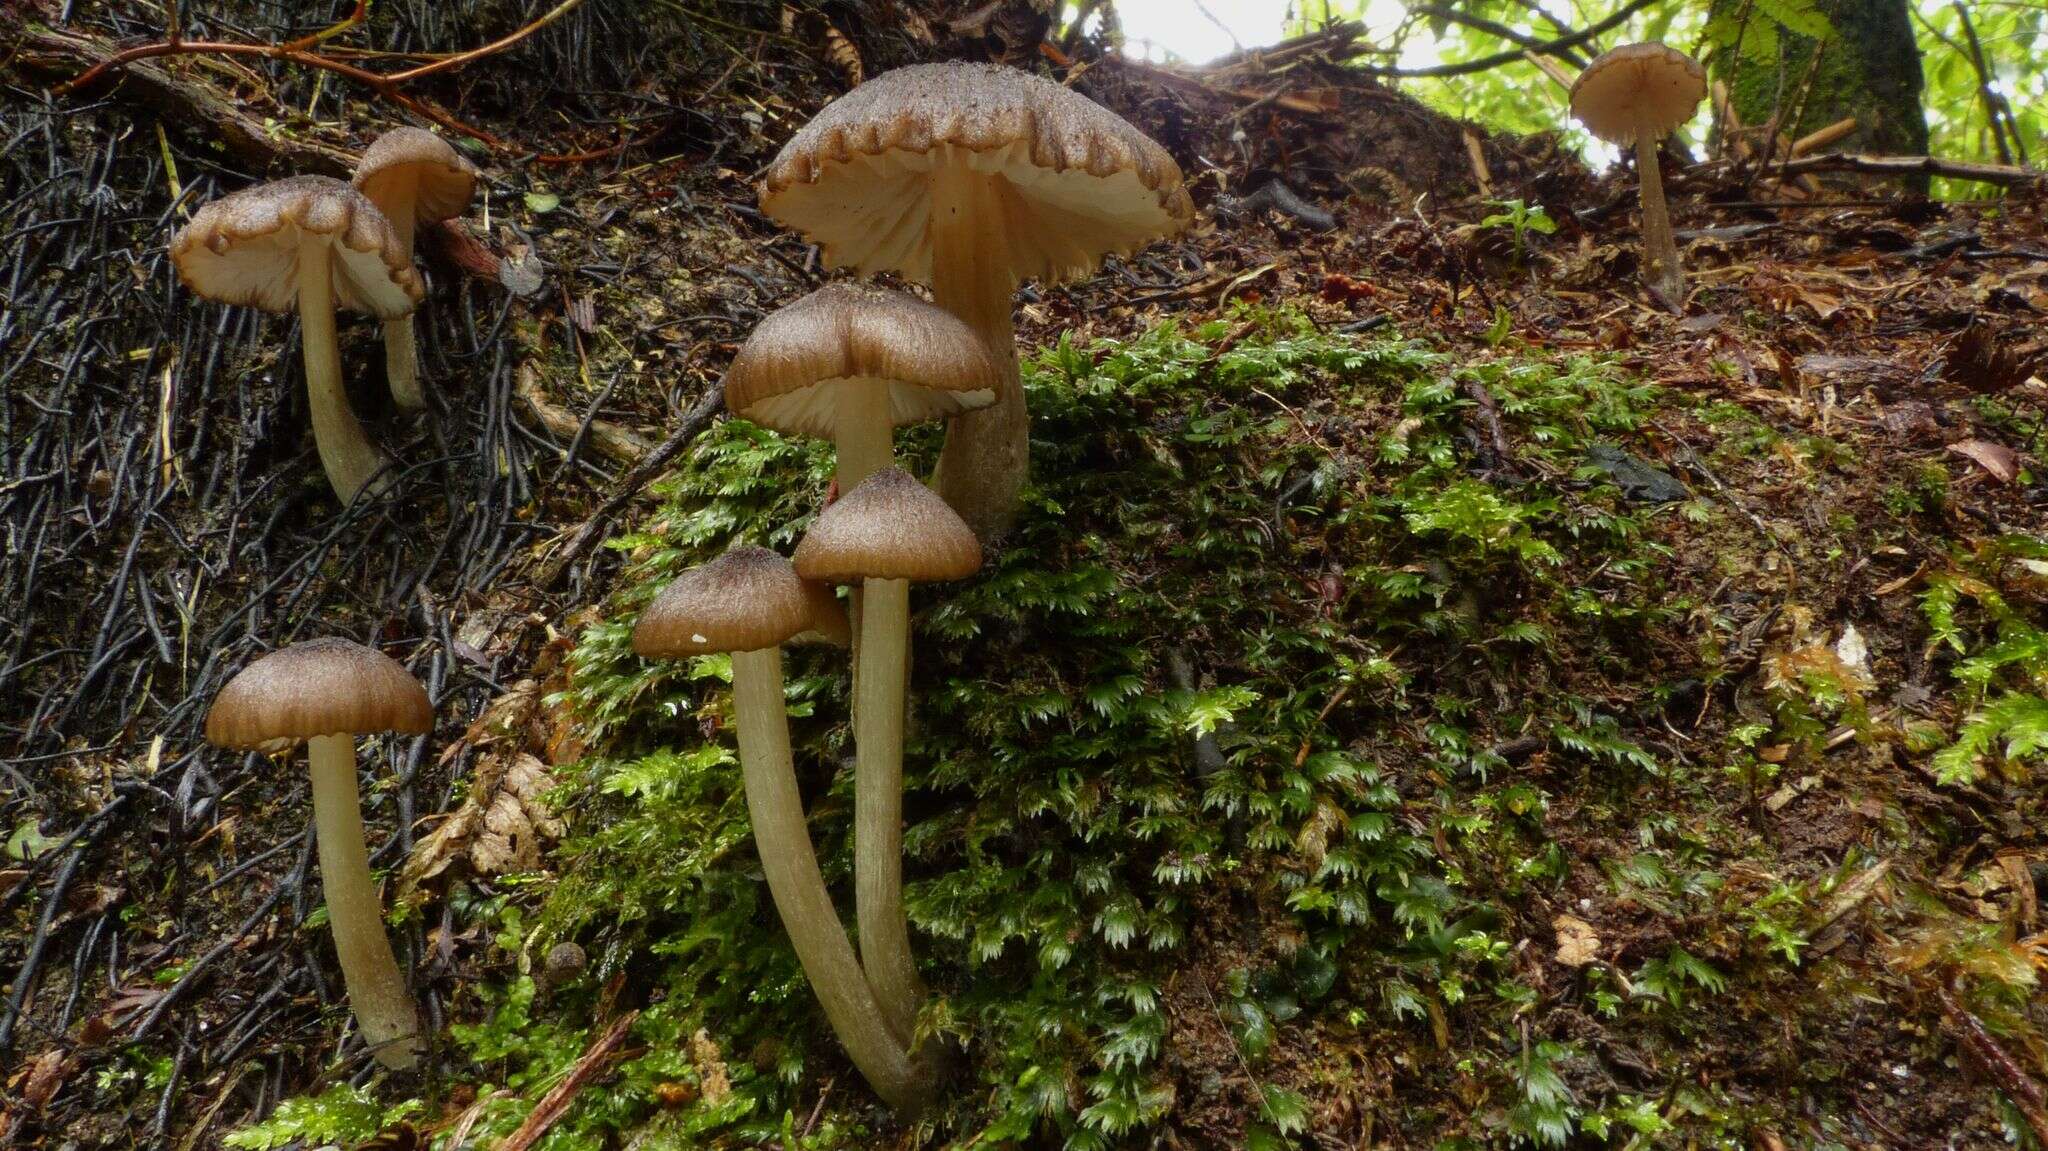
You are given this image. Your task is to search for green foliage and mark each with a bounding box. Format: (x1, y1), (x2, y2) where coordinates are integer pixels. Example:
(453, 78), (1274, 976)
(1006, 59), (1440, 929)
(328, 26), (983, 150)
(1476, 199), (1556, 265)
(1702, 0), (1835, 64)
(223, 1084), (419, 1150)
(1918, 534), (2048, 784)
(1298, 1), (2045, 186)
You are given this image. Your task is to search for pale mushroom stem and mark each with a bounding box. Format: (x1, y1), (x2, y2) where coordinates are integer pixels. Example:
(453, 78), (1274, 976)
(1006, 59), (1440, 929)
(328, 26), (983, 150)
(1635, 134), (1685, 309)
(927, 160), (1024, 543)
(729, 647), (928, 1113)
(852, 576), (923, 1046)
(834, 382), (894, 687)
(306, 733), (420, 1071)
(380, 198), (426, 412)
(834, 379), (895, 494)
(297, 246), (395, 504)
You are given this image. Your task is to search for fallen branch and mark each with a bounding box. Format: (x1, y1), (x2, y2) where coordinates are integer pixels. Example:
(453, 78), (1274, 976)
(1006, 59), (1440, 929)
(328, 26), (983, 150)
(1359, 0), (1660, 78)
(48, 0), (594, 151)
(494, 1010), (639, 1151)
(515, 363), (656, 468)
(533, 382), (727, 589)
(1777, 152), (2044, 188)
(4, 15), (356, 178)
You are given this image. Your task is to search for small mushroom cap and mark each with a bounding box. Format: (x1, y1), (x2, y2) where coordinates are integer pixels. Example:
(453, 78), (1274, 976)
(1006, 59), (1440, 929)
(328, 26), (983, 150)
(633, 547), (815, 657)
(206, 637), (432, 752)
(793, 467), (981, 584)
(171, 176), (423, 319)
(761, 62), (1193, 285)
(1569, 43), (1707, 146)
(725, 283), (1000, 439)
(353, 127), (480, 224)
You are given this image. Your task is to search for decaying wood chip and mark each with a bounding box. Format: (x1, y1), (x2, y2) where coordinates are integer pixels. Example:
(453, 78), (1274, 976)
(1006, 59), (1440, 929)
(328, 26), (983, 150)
(1809, 858), (1892, 955)
(1552, 914), (1601, 967)
(690, 1029), (733, 1105)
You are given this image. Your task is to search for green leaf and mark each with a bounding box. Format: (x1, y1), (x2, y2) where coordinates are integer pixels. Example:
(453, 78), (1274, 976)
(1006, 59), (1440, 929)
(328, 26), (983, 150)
(524, 190), (561, 214)
(5, 818), (56, 861)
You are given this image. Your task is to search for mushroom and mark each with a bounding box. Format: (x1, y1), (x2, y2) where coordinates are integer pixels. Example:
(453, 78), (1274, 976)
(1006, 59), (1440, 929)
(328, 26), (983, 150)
(1569, 43), (1707, 310)
(352, 128), (480, 411)
(761, 62), (1193, 540)
(725, 281), (1000, 496)
(206, 638), (432, 1070)
(172, 176), (422, 504)
(633, 547), (928, 1113)
(793, 468), (981, 1045)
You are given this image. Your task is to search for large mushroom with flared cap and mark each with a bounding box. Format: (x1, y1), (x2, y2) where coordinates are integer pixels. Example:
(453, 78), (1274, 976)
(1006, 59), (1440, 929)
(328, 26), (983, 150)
(207, 638), (432, 1070)
(726, 282), (1000, 495)
(172, 176), (422, 504)
(794, 468), (980, 1047)
(1569, 43), (1706, 310)
(761, 62), (1193, 540)
(352, 128), (479, 411)
(633, 547), (928, 1114)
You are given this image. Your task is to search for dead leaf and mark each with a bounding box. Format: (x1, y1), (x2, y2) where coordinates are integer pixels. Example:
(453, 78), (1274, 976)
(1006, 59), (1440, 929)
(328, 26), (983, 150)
(397, 753), (563, 905)
(1553, 914), (1601, 967)
(1941, 319), (2037, 393)
(474, 755), (565, 875)
(1947, 438), (2020, 483)
(16, 1048), (72, 1110)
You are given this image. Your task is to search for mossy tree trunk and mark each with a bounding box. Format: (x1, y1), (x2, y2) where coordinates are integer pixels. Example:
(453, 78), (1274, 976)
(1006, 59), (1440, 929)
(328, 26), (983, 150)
(1712, 0), (1929, 166)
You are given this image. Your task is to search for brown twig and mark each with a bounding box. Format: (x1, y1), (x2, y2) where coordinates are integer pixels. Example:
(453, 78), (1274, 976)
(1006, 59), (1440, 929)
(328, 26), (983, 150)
(494, 1011), (639, 1151)
(1935, 984), (2048, 1144)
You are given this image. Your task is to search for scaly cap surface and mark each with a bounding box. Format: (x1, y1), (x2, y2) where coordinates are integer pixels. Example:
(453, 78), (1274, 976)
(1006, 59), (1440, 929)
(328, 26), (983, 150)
(761, 63), (1193, 285)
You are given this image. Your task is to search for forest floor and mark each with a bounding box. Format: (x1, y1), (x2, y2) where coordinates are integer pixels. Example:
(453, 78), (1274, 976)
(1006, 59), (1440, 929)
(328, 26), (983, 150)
(2, 3), (2045, 1150)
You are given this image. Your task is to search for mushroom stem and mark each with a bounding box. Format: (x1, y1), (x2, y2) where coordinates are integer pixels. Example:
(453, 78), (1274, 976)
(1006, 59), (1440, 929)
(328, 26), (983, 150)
(383, 319), (424, 412)
(297, 246), (395, 504)
(852, 575), (923, 1046)
(1634, 134), (1684, 309)
(927, 158), (1024, 542)
(730, 647), (928, 1113)
(833, 381), (895, 694)
(306, 733), (420, 1070)
(380, 197), (426, 411)
(833, 378), (895, 494)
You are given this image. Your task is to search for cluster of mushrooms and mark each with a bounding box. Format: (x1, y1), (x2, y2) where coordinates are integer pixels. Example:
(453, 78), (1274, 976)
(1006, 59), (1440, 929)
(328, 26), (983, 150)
(191, 64), (1191, 1107)
(170, 128), (479, 504)
(187, 45), (1706, 1113)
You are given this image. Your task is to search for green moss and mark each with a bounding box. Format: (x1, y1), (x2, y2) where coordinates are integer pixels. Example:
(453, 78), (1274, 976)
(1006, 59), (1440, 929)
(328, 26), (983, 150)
(234, 312), (2038, 1149)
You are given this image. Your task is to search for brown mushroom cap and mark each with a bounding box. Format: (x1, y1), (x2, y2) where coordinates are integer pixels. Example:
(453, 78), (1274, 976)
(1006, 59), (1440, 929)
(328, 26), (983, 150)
(725, 282), (1000, 439)
(633, 547), (816, 657)
(793, 467), (981, 584)
(206, 637), (432, 752)
(171, 176), (423, 319)
(760, 62), (1194, 285)
(1568, 43), (1707, 146)
(352, 127), (480, 224)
